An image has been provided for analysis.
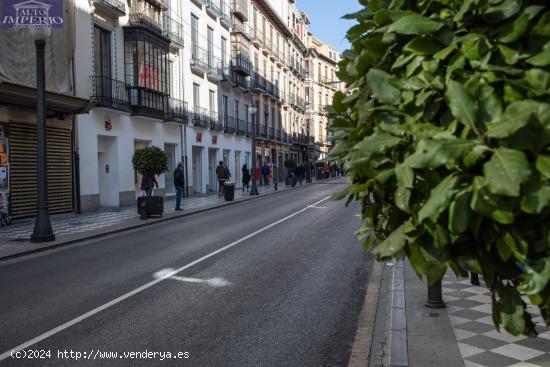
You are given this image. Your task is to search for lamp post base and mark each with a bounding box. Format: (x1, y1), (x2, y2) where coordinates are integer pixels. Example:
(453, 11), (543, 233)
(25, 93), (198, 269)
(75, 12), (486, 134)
(250, 180), (259, 195)
(31, 208), (55, 243)
(425, 281), (446, 309)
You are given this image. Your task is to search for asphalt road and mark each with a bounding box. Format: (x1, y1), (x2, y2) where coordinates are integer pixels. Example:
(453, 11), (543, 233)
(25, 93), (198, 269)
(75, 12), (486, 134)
(0, 179), (372, 366)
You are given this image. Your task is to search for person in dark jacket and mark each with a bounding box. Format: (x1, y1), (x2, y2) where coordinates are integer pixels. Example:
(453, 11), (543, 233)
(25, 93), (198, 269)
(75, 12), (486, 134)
(174, 163), (185, 211)
(216, 161), (230, 197)
(140, 175), (158, 196)
(242, 164), (251, 192)
(261, 163), (270, 185)
(296, 164), (304, 185)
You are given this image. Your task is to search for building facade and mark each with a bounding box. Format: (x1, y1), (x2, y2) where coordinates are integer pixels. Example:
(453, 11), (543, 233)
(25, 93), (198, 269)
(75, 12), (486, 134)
(0, 0), (343, 221)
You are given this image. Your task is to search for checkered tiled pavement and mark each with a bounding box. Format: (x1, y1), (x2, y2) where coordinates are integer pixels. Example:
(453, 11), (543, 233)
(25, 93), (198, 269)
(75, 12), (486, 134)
(443, 275), (550, 367)
(0, 185), (281, 241)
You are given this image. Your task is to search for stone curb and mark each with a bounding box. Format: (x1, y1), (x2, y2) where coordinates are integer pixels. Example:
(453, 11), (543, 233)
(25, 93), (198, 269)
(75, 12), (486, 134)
(348, 260), (385, 367)
(0, 183), (318, 262)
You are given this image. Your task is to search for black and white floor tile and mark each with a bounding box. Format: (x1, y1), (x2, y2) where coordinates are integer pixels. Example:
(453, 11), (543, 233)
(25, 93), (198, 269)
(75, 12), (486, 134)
(443, 275), (550, 367)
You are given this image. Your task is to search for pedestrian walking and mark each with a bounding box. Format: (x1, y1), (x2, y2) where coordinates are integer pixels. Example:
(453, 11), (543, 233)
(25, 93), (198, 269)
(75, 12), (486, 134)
(174, 163), (185, 211)
(140, 175), (158, 196)
(261, 163), (270, 185)
(216, 161), (230, 197)
(242, 164), (251, 192)
(296, 164), (304, 185)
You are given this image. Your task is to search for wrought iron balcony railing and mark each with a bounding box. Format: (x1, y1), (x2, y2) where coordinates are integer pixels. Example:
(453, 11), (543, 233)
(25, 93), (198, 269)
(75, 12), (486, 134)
(206, 0), (222, 17)
(223, 115), (235, 133)
(162, 13), (184, 48)
(232, 53), (251, 75)
(193, 106), (209, 128)
(232, 0), (247, 20)
(236, 119), (246, 135)
(209, 111), (222, 130)
(94, 0), (126, 16)
(127, 11), (163, 34)
(219, 0), (232, 27)
(191, 44), (209, 72)
(231, 21), (252, 39)
(165, 98), (188, 124)
(90, 75), (130, 111)
(127, 86), (168, 119)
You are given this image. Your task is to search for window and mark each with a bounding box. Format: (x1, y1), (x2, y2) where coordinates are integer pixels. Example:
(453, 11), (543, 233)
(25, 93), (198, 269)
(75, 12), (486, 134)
(94, 25), (111, 78)
(193, 83), (200, 108)
(124, 38), (168, 93)
(207, 26), (214, 67)
(209, 90), (216, 113)
(191, 14), (199, 51)
(221, 36), (227, 67)
(234, 100), (239, 121)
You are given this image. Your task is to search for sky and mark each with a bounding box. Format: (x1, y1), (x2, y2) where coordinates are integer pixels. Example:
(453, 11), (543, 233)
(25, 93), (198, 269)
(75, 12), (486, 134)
(297, 0), (363, 52)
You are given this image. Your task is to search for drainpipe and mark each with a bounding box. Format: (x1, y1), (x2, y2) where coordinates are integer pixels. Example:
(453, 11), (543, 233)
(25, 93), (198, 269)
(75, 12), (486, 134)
(71, 56), (82, 214)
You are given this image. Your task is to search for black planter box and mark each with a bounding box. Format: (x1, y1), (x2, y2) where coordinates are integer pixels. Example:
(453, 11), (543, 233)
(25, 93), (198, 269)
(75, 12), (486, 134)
(137, 196), (164, 218)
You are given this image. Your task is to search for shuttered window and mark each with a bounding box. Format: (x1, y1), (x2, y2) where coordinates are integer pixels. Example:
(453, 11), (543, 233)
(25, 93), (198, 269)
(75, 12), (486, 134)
(9, 123), (73, 219)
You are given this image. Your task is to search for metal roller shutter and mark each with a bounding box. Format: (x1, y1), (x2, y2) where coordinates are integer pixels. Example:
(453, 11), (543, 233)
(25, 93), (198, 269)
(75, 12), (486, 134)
(9, 122), (73, 219)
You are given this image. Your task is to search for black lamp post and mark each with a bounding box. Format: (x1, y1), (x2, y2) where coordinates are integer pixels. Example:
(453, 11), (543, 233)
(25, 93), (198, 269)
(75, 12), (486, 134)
(249, 103), (259, 195)
(31, 27), (55, 243)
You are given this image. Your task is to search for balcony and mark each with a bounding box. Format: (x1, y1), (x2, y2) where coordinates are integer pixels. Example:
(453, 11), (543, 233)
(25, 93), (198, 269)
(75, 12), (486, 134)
(259, 124), (267, 139)
(246, 121), (253, 137)
(231, 21), (252, 40)
(165, 98), (189, 124)
(219, 0), (232, 28)
(252, 28), (263, 47)
(268, 126), (274, 140)
(234, 75), (249, 92)
(232, 0), (247, 21)
(162, 13), (184, 49)
(206, 0), (222, 18)
(236, 119), (246, 135)
(232, 53), (251, 75)
(90, 76), (130, 112)
(127, 86), (168, 120)
(209, 111), (222, 131)
(191, 0), (205, 7)
(93, 0), (126, 17)
(283, 131), (288, 144)
(252, 73), (265, 93)
(222, 115), (235, 133)
(192, 106), (209, 128)
(221, 66), (235, 87)
(127, 11), (163, 35)
(191, 44), (209, 74)
(263, 80), (273, 98)
(206, 55), (223, 82)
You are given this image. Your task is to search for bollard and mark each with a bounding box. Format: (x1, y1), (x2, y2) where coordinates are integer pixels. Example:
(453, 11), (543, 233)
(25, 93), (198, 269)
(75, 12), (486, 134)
(471, 273), (480, 286)
(425, 281), (446, 309)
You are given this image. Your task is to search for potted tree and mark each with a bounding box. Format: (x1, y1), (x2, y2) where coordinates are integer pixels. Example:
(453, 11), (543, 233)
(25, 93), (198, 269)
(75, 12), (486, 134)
(132, 146), (168, 219)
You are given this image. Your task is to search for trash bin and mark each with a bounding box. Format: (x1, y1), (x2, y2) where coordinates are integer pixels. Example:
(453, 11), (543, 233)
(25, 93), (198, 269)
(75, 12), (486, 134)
(224, 182), (235, 201)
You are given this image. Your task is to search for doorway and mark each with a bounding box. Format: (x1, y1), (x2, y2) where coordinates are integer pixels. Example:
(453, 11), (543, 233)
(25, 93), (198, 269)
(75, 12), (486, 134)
(234, 151), (241, 187)
(192, 146), (203, 194)
(98, 136), (119, 207)
(164, 144), (176, 195)
(208, 148), (218, 193)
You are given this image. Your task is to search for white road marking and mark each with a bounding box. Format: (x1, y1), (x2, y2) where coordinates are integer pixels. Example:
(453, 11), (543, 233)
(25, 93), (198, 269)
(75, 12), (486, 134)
(153, 270), (232, 288)
(0, 195), (331, 361)
(309, 205), (328, 209)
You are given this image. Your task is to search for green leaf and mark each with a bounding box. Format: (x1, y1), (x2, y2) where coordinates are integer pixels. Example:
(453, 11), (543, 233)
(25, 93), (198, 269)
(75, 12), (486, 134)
(471, 176), (515, 224)
(536, 156), (550, 179)
(498, 286), (526, 336)
(521, 183), (550, 214)
(418, 174), (458, 223)
(395, 186), (412, 212)
(498, 45), (520, 65)
(373, 223), (407, 259)
(447, 80), (478, 129)
(498, 12), (529, 43)
(404, 36), (442, 55)
(395, 164), (414, 189)
(484, 148), (531, 197)
(519, 258), (550, 295)
(464, 145), (490, 168)
(404, 138), (477, 169)
(527, 43), (550, 67)
(366, 69), (401, 104)
(388, 14), (444, 35)
(483, 0), (522, 23)
(354, 132), (402, 154)
(448, 189), (472, 234)
(525, 69), (550, 94)
(487, 101), (538, 139)
(496, 233), (515, 262)
(532, 11), (550, 37)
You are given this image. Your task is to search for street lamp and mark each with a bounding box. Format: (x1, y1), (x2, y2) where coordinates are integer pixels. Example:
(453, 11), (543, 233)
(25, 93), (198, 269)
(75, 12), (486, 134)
(249, 103), (259, 195)
(30, 27), (55, 243)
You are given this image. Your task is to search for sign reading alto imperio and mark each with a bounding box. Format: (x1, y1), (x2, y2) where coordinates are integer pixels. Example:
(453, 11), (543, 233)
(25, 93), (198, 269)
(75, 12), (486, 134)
(1, 0), (63, 28)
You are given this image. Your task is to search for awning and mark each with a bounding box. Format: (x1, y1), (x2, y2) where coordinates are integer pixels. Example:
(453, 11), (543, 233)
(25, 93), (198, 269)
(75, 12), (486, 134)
(0, 79), (91, 115)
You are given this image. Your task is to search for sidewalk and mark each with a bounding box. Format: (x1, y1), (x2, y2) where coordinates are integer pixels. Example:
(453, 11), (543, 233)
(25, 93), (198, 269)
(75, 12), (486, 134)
(0, 181), (306, 261)
(352, 260), (550, 367)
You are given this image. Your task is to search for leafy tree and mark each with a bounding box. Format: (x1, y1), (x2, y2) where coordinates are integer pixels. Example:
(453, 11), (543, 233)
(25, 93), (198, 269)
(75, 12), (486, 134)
(329, 0), (550, 336)
(132, 146), (168, 177)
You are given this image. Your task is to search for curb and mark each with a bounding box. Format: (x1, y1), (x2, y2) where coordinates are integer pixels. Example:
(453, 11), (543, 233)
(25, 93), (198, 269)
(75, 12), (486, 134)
(0, 179), (342, 263)
(348, 260), (385, 367)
